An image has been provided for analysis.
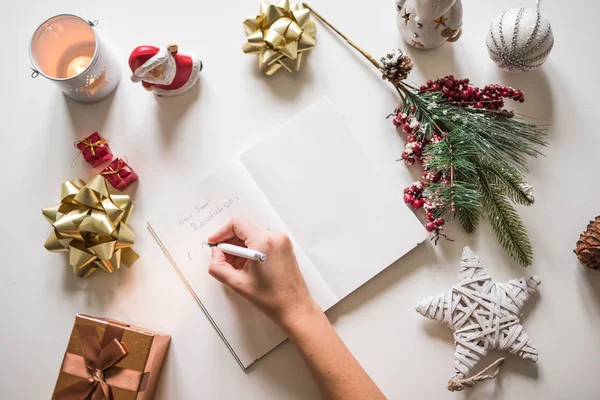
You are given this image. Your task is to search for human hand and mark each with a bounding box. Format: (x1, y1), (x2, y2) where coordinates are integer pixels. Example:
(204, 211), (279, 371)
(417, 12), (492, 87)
(207, 217), (319, 330)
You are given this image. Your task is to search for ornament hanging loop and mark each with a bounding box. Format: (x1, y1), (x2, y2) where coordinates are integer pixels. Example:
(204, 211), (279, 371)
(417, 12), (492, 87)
(536, 0), (541, 12)
(30, 68), (40, 78)
(88, 19), (99, 27)
(447, 358), (505, 392)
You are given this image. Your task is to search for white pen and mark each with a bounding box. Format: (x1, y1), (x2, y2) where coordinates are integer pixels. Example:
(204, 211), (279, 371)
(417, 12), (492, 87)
(205, 242), (267, 262)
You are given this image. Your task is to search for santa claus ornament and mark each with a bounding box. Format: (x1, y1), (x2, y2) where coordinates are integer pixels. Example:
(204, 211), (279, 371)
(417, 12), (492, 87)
(395, 0), (463, 49)
(129, 43), (202, 96)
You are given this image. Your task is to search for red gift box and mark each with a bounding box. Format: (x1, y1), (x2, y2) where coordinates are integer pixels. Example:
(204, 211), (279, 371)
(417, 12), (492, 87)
(75, 132), (113, 167)
(102, 157), (139, 190)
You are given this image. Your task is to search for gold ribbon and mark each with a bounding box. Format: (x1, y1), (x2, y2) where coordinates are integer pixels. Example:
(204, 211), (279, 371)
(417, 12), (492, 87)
(76, 138), (109, 157)
(42, 175), (139, 278)
(54, 323), (145, 400)
(242, 0), (317, 75)
(100, 159), (129, 188)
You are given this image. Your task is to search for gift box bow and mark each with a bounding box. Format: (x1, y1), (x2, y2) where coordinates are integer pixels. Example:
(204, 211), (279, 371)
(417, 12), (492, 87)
(76, 134), (109, 158)
(101, 158), (135, 188)
(242, 0), (317, 75)
(42, 175), (139, 278)
(55, 323), (145, 400)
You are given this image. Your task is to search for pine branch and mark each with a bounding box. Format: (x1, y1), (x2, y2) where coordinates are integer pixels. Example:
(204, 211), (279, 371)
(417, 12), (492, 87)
(482, 162), (535, 206)
(425, 181), (481, 217)
(456, 206), (481, 234)
(424, 130), (479, 181)
(479, 170), (534, 266)
(403, 92), (547, 172)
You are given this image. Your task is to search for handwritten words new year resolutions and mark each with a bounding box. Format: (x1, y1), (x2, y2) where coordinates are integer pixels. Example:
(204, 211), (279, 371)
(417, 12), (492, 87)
(178, 197), (240, 232)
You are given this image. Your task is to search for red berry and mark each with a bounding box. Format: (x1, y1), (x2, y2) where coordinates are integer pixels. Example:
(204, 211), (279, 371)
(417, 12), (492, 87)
(405, 157), (416, 166)
(475, 102), (483, 108)
(514, 90), (523, 98)
(432, 84), (441, 91)
(502, 91), (509, 97)
(435, 218), (445, 226)
(413, 199), (425, 209)
(403, 187), (411, 194)
(393, 119), (399, 127)
(460, 92), (469, 101)
(445, 80), (454, 89)
(420, 85), (427, 91)
(519, 98), (525, 103)
(427, 80), (433, 87)
(403, 123), (413, 133)
(425, 222), (437, 232)
(448, 97), (454, 102)
(413, 143), (422, 156)
(448, 75), (455, 81)
(407, 134), (416, 142)
(426, 212), (434, 221)
(404, 194), (414, 203)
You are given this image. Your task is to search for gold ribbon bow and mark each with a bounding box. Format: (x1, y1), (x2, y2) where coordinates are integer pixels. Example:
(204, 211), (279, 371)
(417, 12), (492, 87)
(76, 138), (109, 157)
(100, 160), (129, 187)
(42, 175), (139, 278)
(54, 323), (145, 400)
(243, 0), (317, 75)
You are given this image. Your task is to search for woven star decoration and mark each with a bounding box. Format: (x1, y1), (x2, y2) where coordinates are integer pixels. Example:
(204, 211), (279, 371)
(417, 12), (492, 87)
(416, 247), (541, 391)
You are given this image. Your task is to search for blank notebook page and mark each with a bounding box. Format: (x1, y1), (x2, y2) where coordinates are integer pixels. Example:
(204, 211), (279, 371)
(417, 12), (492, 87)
(239, 99), (427, 299)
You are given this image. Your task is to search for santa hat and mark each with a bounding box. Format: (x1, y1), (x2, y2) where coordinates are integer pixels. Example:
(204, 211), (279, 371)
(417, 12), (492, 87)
(129, 45), (169, 81)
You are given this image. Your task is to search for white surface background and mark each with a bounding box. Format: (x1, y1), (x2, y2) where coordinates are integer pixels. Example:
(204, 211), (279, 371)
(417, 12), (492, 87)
(1, 0), (599, 399)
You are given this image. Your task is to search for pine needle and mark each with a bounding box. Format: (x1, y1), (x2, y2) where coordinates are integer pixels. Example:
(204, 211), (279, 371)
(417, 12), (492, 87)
(479, 170), (534, 266)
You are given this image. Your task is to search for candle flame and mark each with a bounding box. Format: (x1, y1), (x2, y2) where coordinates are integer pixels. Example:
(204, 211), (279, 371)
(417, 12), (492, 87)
(66, 56), (92, 78)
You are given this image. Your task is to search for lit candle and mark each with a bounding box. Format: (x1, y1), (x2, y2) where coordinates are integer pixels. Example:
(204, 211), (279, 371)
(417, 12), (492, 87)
(29, 15), (121, 103)
(66, 56), (92, 78)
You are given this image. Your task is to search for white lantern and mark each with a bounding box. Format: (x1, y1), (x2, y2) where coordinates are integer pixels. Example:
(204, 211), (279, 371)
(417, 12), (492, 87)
(29, 15), (121, 103)
(395, 0), (463, 50)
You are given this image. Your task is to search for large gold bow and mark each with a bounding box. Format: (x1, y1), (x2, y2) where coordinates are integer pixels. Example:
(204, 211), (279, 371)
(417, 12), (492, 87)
(54, 323), (144, 400)
(42, 175), (139, 278)
(242, 0), (317, 75)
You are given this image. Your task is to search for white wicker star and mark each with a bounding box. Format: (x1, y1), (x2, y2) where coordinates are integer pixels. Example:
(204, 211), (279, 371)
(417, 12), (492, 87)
(416, 247), (541, 391)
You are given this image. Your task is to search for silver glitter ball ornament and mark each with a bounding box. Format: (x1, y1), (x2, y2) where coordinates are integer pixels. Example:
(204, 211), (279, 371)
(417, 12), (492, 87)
(486, 6), (554, 72)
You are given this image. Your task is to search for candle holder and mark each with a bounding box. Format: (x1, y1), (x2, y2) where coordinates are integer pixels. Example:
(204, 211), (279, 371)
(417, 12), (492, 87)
(29, 14), (121, 103)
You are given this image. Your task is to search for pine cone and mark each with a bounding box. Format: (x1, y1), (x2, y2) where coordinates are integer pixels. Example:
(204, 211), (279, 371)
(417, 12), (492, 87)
(380, 49), (413, 87)
(574, 216), (600, 270)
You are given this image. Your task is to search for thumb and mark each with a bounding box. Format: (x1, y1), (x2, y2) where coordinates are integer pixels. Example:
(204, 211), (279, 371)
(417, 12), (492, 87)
(208, 247), (241, 289)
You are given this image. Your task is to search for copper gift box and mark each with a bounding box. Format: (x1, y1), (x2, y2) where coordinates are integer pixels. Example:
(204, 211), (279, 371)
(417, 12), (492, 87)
(52, 314), (170, 400)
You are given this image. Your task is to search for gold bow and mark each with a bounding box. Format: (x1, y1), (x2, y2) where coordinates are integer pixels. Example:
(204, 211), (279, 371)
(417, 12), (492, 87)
(42, 175), (139, 278)
(101, 160), (128, 187)
(242, 0), (317, 75)
(77, 138), (109, 157)
(54, 323), (144, 400)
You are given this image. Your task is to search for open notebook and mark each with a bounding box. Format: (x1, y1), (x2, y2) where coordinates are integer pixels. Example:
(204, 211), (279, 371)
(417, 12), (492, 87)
(148, 99), (427, 369)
